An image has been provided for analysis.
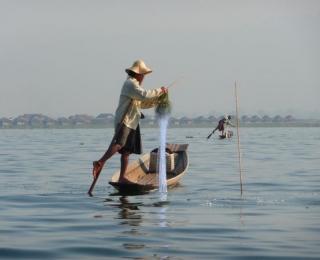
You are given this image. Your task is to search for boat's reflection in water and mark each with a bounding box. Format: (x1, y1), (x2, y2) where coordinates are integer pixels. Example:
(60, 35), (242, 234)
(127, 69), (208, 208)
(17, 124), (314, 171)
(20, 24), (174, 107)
(101, 185), (185, 252)
(106, 184), (185, 225)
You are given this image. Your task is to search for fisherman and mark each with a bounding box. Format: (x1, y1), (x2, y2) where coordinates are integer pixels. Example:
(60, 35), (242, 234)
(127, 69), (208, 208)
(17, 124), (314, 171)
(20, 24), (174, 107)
(92, 60), (167, 183)
(211, 115), (235, 137)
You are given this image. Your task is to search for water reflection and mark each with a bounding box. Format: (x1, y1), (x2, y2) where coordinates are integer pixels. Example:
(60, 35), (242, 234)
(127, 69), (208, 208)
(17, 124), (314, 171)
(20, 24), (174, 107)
(105, 195), (171, 228)
(106, 196), (143, 226)
(122, 243), (146, 250)
(99, 195), (173, 254)
(237, 195), (246, 243)
(156, 204), (168, 228)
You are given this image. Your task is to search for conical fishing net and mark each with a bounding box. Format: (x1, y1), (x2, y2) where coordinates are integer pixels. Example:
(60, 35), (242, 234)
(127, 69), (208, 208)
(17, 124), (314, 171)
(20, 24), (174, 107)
(155, 92), (172, 118)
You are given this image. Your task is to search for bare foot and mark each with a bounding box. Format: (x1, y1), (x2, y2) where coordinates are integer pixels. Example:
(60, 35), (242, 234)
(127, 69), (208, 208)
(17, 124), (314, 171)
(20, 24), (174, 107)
(92, 161), (104, 179)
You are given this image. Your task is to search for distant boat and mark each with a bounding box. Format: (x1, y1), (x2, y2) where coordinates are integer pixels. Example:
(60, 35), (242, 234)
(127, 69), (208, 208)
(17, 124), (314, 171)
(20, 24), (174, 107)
(219, 130), (234, 139)
(109, 143), (189, 193)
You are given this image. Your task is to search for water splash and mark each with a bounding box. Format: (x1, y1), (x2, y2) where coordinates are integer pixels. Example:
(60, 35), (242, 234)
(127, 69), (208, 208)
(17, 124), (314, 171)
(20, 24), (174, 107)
(157, 115), (169, 199)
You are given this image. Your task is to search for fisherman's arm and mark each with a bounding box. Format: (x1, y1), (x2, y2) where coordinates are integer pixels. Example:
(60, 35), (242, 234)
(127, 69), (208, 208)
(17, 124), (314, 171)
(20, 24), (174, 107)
(126, 82), (163, 100)
(229, 121), (236, 127)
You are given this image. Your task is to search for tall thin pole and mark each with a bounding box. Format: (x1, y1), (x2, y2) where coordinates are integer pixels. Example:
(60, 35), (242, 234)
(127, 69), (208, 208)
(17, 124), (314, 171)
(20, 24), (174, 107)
(235, 82), (243, 194)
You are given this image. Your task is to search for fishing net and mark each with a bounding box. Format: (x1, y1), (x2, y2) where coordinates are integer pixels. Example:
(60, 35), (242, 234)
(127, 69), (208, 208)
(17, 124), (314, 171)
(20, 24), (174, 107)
(155, 92), (172, 118)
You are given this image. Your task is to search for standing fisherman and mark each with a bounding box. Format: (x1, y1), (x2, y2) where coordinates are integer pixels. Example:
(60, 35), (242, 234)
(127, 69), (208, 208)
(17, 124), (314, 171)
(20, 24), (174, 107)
(92, 60), (167, 183)
(210, 115), (235, 138)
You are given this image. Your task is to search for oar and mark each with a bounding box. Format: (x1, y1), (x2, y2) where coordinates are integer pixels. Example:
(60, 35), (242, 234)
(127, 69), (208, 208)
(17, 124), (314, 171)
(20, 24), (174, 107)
(88, 99), (135, 195)
(207, 130), (215, 140)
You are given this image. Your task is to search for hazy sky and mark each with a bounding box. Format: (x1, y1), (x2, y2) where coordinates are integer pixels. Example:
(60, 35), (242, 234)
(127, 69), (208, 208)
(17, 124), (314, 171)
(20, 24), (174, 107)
(1, 0), (319, 119)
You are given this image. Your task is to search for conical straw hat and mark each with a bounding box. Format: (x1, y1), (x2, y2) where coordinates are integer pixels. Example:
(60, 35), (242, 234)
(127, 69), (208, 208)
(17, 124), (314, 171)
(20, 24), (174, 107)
(125, 60), (152, 75)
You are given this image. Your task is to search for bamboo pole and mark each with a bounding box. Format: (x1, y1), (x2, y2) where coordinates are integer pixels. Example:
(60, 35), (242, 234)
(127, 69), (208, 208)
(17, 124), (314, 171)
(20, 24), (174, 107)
(167, 77), (184, 89)
(157, 77), (184, 97)
(235, 82), (243, 194)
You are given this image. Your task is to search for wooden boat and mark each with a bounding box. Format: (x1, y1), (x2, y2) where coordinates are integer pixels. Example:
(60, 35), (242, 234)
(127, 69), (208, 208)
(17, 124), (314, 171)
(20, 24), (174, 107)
(109, 143), (189, 193)
(219, 130), (234, 139)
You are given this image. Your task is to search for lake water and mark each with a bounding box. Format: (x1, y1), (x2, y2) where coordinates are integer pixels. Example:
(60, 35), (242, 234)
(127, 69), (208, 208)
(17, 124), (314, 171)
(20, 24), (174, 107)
(0, 127), (319, 260)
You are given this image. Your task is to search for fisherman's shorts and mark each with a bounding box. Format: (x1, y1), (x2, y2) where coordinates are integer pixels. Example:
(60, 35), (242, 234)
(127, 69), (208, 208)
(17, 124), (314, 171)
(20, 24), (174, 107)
(115, 124), (142, 155)
(218, 121), (225, 131)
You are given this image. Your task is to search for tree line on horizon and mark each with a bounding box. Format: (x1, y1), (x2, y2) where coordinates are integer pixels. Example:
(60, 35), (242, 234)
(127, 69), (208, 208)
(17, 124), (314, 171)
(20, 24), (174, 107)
(0, 113), (314, 127)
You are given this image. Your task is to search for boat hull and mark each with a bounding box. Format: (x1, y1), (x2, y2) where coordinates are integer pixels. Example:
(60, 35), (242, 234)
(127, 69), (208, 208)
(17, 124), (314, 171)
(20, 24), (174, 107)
(219, 130), (234, 139)
(109, 143), (189, 193)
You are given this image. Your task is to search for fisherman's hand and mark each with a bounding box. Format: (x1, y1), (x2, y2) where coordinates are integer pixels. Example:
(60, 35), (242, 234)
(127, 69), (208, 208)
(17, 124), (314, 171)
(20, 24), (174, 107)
(161, 86), (167, 94)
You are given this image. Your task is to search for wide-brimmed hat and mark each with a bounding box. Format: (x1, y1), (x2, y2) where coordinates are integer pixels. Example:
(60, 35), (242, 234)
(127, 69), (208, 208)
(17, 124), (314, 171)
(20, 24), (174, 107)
(125, 60), (152, 75)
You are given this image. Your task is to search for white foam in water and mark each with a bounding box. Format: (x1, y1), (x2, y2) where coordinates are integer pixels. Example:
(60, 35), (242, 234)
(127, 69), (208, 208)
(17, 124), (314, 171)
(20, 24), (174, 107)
(157, 115), (169, 198)
(157, 205), (168, 227)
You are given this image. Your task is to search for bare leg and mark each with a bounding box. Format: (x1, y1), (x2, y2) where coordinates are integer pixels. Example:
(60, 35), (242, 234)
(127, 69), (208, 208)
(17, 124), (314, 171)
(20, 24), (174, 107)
(92, 143), (122, 179)
(118, 149), (132, 183)
(99, 143), (122, 162)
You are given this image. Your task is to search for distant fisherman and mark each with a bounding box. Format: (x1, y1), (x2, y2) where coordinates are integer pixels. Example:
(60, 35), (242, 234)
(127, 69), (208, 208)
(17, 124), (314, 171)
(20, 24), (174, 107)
(211, 115), (235, 137)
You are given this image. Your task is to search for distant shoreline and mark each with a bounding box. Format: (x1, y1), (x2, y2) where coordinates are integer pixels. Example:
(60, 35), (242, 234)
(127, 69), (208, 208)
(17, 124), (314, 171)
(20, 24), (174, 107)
(1, 122), (319, 130)
(2, 113), (319, 129)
